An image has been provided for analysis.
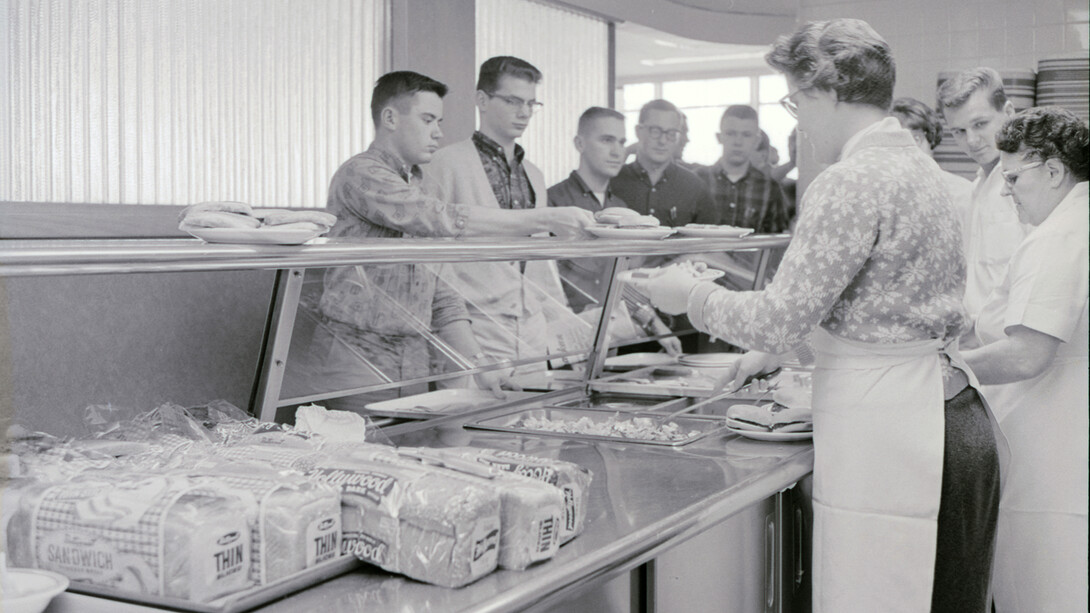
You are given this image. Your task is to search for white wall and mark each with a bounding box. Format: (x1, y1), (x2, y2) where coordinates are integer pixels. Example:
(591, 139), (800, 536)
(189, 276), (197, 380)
(798, 0), (1089, 105)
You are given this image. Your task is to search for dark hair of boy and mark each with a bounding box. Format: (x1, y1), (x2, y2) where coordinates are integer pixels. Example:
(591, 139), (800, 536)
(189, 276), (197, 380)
(370, 71), (448, 127)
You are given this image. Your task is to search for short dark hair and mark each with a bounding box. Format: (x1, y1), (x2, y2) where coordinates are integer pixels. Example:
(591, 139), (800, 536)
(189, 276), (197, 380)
(766, 18), (895, 111)
(724, 105), (759, 123)
(578, 106), (625, 135)
(996, 106), (1090, 182)
(371, 71), (448, 127)
(476, 56), (542, 93)
(890, 97), (943, 149)
(638, 99), (681, 124)
(936, 67), (1008, 115)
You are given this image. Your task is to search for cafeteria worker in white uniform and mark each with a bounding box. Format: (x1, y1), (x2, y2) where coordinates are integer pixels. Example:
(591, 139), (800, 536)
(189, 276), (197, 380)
(631, 19), (1002, 613)
(961, 107), (1089, 613)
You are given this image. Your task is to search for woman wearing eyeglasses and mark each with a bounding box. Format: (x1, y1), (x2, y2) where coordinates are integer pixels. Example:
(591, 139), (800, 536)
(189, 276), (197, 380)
(630, 19), (1001, 613)
(961, 106), (1089, 613)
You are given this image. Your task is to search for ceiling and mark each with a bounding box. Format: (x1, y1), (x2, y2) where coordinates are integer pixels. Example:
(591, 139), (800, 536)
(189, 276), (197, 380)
(615, 20), (775, 82)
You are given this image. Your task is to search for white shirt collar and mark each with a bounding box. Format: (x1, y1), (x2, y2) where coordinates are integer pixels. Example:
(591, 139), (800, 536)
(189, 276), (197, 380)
(839, 116), (904, 160)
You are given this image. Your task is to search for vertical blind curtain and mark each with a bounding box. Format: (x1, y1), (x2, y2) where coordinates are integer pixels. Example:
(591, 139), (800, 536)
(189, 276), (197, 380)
(475, 0), (609, 187)
(2, 0), (387, 207)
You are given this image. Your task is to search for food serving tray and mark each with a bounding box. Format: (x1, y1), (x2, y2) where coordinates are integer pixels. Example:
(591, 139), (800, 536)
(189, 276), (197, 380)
(464, 406), (728, 447)
(64, 555), (361, 613)
(546, 393), (686, 411)
(590, 366), (806, 400)
(364, 389), (540, 418)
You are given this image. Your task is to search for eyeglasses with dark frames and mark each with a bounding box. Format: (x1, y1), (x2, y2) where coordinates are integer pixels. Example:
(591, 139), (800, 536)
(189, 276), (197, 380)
(485, 92), (544, 114)
(637, 124), (682, 143)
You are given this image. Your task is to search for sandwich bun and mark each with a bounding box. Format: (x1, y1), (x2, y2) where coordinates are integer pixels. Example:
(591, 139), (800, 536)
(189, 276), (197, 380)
(184, 201), (253, 216)
(181, 210), (262, 229)
(615, 215), (661, 228)
(257, 209), (338, 228)
(594, 207), (640, 223)
(262, 221), (324, 232)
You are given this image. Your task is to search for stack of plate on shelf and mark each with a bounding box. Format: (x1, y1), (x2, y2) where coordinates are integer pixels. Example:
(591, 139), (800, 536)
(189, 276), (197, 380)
(1036, 56), (1089, 122)
(678, 352), (742, 377)
(934, 69), (1037, 180)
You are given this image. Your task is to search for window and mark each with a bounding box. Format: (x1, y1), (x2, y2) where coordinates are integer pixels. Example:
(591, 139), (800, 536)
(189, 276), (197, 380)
(2, 0), (388, 207)
(617, 73), (795, 168)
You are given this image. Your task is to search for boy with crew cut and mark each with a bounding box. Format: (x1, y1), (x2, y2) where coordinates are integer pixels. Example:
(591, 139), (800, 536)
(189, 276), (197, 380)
(548, 106), (681, 355)
(611, 98), (716, 227)
(937, 68), (1031, 333)
(427, 56), (590, 374)
(696, 105), (790, 234)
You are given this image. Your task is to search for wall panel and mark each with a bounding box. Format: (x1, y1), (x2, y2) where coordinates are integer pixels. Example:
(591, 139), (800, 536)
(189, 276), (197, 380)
(2, 0), (388, 208)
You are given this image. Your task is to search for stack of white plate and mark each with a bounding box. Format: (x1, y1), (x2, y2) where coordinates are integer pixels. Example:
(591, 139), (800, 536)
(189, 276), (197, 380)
(1036, 56), (1089, 122)
(678, 353), (742, 377)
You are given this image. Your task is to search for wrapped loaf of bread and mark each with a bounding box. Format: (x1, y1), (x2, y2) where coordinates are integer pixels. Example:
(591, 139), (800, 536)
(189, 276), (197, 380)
(185, 467), (343, 585)
(6, 473), (253, 602)
(434, 447), (592, 544)
(346, 445), (564, 570)
(303, 457), (501, 588)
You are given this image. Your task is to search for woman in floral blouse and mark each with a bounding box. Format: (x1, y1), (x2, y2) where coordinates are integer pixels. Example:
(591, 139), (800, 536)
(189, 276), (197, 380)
(632, 19), (1001, 613)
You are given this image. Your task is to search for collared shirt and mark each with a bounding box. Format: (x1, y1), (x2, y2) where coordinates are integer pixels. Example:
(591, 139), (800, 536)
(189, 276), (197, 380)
(695, 162), (790, 233)
(547, 171), (628, 310)
(688, 117), (968, 353)
(546, 170), (624, 212)
(963, 164), (1032, 322)
(318, 142), (469, 377)
(472, 131), (535, 210)
(610, 161), (717, 227)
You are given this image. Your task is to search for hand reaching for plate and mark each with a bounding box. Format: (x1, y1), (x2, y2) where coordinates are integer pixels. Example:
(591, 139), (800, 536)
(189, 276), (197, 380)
(624, 261), (720, 315)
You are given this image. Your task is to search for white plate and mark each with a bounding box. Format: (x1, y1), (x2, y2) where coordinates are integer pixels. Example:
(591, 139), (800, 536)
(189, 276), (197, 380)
(364, 389), (536, 417)
(679, 352), (743, 366)
(617, 268), (724, 283)
(726, 425), (813, 442)
(2, 568), (69, 613)
(604, 352), (678, 371)
(184, 226), (325, 245)
(587, 225), (676, 240)
(675, 225), (755, 238)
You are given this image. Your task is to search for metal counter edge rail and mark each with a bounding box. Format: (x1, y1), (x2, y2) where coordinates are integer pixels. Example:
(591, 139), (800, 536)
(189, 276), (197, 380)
(0, 235), (791, 277)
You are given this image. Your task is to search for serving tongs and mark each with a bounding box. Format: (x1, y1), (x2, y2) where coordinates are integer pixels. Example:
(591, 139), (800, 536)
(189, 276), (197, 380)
(654, 369), (781, 424)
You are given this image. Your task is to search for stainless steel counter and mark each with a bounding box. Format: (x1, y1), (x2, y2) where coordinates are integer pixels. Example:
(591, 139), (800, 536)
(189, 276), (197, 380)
(247, 421), (813, 613)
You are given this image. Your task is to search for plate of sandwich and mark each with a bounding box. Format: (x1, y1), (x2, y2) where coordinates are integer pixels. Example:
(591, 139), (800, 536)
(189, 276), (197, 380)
(725, 402), (813, 442)
(179, 202), (338, 245)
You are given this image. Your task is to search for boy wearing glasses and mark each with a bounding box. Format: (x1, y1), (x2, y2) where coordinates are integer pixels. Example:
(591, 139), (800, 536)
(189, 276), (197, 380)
(610, 99), (716, 228)
(937, 68), (1031, 333)
(427, 56), (589, 375)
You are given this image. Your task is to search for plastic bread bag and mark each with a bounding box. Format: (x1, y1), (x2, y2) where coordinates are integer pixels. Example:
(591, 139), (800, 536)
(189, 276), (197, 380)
(182, 400), (261, 444)
(211, 441), (331, 472)
(302, 456), (501, 588)
(430, 446), (593, 544)
(181, 464), (343, 584)
(346, 444), (563, 570)
(6, 472), (254, 602)
(81, 402), (218, 445)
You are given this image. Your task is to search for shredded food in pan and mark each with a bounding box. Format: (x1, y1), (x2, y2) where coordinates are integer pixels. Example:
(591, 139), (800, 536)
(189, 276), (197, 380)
(515, 415), (699, 442)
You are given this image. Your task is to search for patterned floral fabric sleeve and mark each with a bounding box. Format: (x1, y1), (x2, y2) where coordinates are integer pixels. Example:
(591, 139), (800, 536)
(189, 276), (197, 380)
(333, 157), (470, 238)
(689, 166), (880, 354)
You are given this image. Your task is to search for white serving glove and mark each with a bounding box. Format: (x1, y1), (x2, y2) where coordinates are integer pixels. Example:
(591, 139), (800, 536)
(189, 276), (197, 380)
(625, 263), (710, 315)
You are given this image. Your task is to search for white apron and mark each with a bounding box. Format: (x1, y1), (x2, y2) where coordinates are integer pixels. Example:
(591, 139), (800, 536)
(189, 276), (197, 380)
(810, 328), (1005, 613)
(985, 356), (1089, 613)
